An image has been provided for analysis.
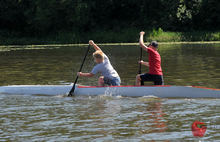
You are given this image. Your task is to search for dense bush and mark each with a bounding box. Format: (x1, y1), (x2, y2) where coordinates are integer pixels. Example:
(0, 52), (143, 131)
(0, 0), (220, 43)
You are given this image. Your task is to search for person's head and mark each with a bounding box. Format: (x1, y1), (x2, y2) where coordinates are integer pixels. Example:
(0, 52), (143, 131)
(93, 50), (104, 63)
(147, 41), (158, 50)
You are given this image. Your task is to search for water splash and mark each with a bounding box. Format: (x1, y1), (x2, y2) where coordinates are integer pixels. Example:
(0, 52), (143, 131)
(138, 95), (161, 102)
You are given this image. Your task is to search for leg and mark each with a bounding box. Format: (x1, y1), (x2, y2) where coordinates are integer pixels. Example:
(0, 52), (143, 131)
(153, 75), (164, 85)
(111, 76), (121, 86)
(98, 76), (105, 86)
(135, 74), (142, 86)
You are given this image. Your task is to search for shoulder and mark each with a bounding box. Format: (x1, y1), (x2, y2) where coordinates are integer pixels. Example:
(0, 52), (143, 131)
(92, 64), (100, 72)
(147, 47), (153, 53)
(148, 48), (160, 56)
(103, 53), (107, 57)
(148, 48), (158, 53)
(103, 54), (108, 59)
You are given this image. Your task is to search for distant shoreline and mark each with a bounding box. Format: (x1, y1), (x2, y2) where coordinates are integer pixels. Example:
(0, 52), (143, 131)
(1, 41), (220, 47)
(1, 29), (220, 46)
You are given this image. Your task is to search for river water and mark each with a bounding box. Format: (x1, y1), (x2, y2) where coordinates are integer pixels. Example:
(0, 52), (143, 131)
(0, 43), (220, 141)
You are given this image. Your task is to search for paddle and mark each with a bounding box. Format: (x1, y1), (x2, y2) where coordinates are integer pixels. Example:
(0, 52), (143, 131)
(139, 47), (144, 85)
(68, 45), (90, 96)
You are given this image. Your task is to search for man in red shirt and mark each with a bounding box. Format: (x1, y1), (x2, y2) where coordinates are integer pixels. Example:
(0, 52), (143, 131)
(135, 31), (164, 86)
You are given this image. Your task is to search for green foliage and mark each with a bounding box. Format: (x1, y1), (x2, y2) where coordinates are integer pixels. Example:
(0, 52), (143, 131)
(146, 30), (220, 42)
(150, 28), (164, 37)
(0, 0), (220, 44)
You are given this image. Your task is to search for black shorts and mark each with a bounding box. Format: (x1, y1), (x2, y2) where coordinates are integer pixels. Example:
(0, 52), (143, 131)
(140, 73), (164, 85)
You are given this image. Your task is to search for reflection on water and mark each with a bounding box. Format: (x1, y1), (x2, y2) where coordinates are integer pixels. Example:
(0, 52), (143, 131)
(1, 94), (220, 141)
(0, 43), (220, 141)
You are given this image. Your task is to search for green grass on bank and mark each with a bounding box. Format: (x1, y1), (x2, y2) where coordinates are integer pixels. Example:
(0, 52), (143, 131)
(1, 28), (220, 45)
(146, 28), (220, 42)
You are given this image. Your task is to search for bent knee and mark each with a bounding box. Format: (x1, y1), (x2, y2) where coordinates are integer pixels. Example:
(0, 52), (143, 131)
(99, 76), (104, 79)
(98, 76), (104, 81)
(136, 74), (141, 80)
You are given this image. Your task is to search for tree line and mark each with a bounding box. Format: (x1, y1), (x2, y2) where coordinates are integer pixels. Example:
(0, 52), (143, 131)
(0, 0), (220, 39)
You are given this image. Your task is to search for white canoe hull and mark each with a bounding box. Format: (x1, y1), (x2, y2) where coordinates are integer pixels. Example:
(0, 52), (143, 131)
(0, 84), (220, 98)
(0, 84), (73, 96)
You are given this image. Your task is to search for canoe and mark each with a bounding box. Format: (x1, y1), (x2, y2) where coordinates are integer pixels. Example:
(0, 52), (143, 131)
(0, 83), (220, 98)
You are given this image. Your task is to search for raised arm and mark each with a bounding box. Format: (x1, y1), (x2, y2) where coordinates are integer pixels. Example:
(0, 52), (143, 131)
(139, 31), (148, 51)
(89, 40), (102, 52)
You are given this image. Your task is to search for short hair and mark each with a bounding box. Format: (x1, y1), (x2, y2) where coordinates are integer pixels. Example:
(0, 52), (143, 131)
(93, 50), (104, 60)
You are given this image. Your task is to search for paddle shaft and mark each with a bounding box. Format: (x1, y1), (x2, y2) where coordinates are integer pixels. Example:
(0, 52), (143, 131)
(68, 45), (90, 96)
(139, 47), (144, 85)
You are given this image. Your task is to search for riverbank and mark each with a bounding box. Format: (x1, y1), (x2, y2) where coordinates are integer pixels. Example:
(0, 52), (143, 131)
(1, 28), (220, 45)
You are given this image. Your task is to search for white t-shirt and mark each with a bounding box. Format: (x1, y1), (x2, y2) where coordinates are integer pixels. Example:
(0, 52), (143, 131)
(91, 54), (119, 79)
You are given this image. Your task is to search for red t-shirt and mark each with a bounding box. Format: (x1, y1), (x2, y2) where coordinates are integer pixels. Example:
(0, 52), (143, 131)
(147, 48), (163, 75)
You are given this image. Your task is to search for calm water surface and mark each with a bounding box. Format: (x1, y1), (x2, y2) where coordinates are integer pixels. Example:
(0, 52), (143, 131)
(0, 43), (220, 141)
